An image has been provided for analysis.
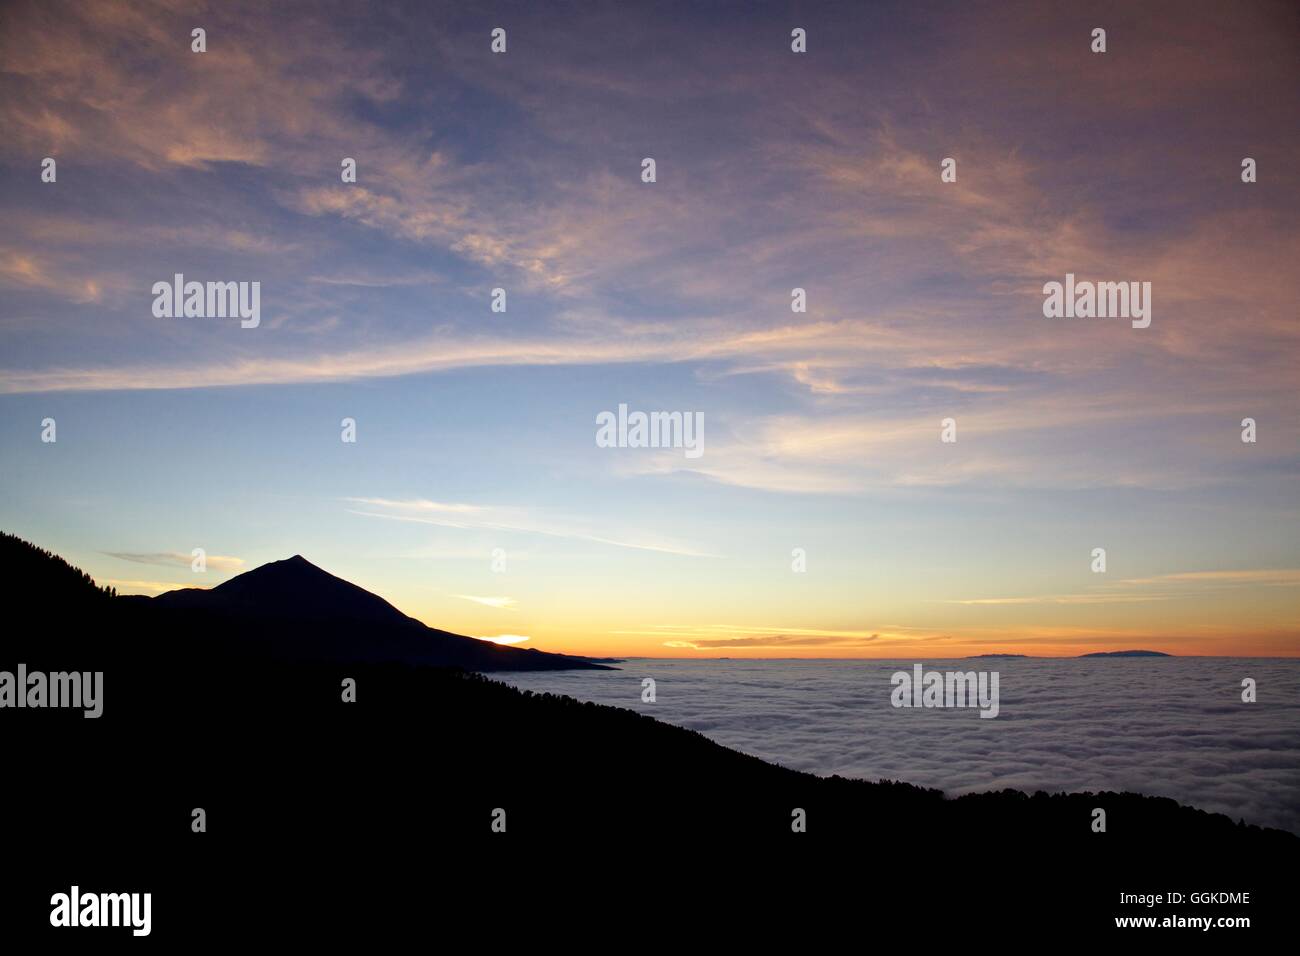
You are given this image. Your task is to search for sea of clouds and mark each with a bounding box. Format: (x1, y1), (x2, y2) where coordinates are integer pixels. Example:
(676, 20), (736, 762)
(502, 658), (1300, 834)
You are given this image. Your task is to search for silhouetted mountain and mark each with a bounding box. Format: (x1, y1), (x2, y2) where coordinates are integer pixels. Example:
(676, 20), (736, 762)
(154, 554), (419, 626)
(147, 552), (609, 671)
(1078, 649), (1172, 657)
(0, 533), (602, 672)
(152, 554), (436, 634)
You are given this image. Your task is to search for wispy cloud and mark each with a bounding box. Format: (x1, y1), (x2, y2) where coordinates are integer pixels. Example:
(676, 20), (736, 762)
(346, 498), (717, 557)
(947, 569), (1300, 605)
(104, 551), (244, 573)
(451, 594), (517, 610)
(645, 625), (903, 650)
(1119, 569), (1300, 587)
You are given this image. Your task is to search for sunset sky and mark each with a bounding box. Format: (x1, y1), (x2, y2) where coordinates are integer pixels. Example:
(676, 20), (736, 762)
(1, 0), (1297, 657)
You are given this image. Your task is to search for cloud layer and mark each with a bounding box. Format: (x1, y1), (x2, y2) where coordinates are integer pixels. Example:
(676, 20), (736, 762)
(505, 657), (1300, 834)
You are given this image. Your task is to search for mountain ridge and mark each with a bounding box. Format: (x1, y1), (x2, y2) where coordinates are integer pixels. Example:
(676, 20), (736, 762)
(153, 553), (424, 628)
(147, 551), (611, 671)
(4, 533), (608, 672)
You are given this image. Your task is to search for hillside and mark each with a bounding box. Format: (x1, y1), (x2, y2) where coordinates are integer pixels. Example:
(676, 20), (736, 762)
(1, 532), (1294, 935)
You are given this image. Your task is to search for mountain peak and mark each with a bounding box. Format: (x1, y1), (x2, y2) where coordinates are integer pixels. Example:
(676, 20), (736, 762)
(157, 553), (417, 627)
(257, 554), (318, 572)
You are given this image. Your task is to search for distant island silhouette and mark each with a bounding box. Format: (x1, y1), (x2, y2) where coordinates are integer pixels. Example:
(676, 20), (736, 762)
(1078, 650), (1172, 657)
(967, 650), (1174, 659)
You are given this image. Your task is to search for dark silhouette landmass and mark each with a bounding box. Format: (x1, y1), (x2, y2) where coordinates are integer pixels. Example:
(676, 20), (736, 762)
(1078, 650), (1172, 657)
(964, 651), (1176, 659)
(1, 532), (1292, 936)
(140, 550), (611, 672)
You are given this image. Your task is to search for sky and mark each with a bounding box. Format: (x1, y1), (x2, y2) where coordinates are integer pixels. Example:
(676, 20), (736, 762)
(1, 0), (1297, 658)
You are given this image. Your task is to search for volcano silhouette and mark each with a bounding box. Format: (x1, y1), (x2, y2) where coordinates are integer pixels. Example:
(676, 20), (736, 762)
(156, 555), (423, 625)
(151, 554), (611, 671)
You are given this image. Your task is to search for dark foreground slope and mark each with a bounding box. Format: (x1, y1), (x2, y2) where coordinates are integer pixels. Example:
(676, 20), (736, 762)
(1, 534), (1292, 940)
